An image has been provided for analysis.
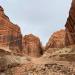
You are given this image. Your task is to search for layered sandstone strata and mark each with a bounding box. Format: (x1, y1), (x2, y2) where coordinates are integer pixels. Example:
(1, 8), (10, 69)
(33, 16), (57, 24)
(65, 0), (75, 46)
(46, 30), (65, 49)
(0, 6), (22, 53)
(22, 34), (43, 57)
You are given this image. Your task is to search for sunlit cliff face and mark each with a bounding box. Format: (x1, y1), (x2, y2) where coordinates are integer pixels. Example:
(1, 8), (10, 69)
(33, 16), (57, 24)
(0, 6), (22, 53)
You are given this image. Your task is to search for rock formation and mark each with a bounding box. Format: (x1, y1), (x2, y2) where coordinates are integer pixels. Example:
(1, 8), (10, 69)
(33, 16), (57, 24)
(0, 6), (22, 53)
(65, 0), (75, 46)
(46, 30), (65, 49)
(46, 0), (75, 49)
(22, 34), (43, 57)
(0, 1), (75, 75)
(0, 6), (43, 57)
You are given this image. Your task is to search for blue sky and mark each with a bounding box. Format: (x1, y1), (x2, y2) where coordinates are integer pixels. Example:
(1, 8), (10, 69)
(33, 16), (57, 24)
(0, 0), (72, 45)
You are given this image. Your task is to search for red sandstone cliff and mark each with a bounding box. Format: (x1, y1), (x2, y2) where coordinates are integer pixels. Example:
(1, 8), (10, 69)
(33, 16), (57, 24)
(46, 0), (75, 49)
(46, 30), (65, 49)
(22, 34), (43, 57)
(0, 6), (43, 57)
(65, 0), (75, 46)
(0, 6), (22, 53)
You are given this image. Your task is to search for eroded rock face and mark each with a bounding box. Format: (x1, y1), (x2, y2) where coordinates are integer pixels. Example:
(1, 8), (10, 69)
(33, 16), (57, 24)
(46, 30), (65, 49)
(46, 0), (75, 49)
(0, 6), (22, 53)
(65, 0), (75, 46)
(23, 34), (43, 57)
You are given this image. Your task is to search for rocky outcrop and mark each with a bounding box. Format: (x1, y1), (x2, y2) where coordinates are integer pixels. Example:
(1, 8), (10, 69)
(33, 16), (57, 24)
(2, 59), (75, 75)
(65, 0), (75, 46)
(0, 6), (22, 53)
(22, 34), (43, 57)
(46, 30), (65, 49)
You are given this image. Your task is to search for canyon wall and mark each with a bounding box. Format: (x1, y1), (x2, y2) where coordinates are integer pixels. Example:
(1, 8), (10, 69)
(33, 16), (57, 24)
(0, 0), (75, 56)
(22, 34), (43, 57)
(0, 6), (43, 57)
(65, 0), (75, 46)
(0, 6), (22, 53)
(46, 30), (65, 49)
(46, 0), (75, 49)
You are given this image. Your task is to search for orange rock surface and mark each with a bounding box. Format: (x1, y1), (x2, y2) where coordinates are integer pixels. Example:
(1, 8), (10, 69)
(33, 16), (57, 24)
(46, 30), (65, 49)
(22, 34), (43, 57)
(65, 0), (75, 46)
(0, 6), (22, 53)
